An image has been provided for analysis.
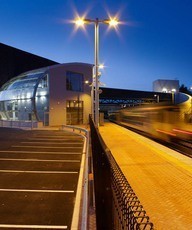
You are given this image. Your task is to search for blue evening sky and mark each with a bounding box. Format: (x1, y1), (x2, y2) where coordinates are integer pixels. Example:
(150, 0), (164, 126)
(0, 0), (191, 91)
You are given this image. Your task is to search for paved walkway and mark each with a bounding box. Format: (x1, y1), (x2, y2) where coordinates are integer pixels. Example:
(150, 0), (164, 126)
(99, 122), (192, 230)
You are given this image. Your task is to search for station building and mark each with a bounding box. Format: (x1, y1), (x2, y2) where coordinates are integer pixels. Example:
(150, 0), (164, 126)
(153, 79), (180, 93)
(0, 63), (93, 126)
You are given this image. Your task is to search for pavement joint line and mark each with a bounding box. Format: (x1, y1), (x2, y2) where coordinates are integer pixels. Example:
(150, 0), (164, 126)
(0, 158), (80, 162)
(0, 150), (82, 154)
(0, 170), (78, 174)
(0, 224), (68, 229)
(0, 188), (74, 193)
(12, 146), (82, 149)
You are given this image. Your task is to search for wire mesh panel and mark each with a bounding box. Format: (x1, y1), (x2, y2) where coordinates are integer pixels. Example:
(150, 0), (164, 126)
(89, 115), (154, 230)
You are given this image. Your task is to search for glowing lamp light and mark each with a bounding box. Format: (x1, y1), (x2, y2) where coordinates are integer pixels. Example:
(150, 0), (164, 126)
(108, 18), (119, 27)
(98, 64), (105, 69)
(75, 18), (85, 26)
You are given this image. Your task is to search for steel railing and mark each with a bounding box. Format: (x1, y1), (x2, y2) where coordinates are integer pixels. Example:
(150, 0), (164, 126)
(89, 115), (154, 230)
(0, 119), (43, 129)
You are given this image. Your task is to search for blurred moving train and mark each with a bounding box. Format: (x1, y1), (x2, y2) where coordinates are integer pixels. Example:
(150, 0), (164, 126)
(109, 102), (192, 145)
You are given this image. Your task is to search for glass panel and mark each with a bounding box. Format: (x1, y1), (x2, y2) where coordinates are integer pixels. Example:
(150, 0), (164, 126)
(0, 70), (48, 121)
(1, 72), (45, 91)
(35, 95), (49, 121)
(38, 75), (48, 88)
(8, 79), (37, 90)
(3, 101), (19, 120)
(66, 71), (84, 92)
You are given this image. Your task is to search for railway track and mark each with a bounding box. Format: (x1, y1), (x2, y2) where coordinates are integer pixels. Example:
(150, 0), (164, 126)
(116, 122), (192, 158)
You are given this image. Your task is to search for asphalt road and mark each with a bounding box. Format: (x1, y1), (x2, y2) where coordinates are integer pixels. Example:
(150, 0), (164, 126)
(0, 127), (84, 229)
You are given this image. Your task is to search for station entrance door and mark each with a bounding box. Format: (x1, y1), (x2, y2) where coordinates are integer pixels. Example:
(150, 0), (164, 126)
(66, 100), (83, 125)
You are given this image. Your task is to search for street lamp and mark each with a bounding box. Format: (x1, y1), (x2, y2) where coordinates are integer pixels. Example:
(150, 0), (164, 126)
(74, 17), (119, 127)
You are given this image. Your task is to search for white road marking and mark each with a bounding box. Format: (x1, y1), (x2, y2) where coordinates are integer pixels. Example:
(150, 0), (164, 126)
(71, 153), (85, 229)
(0, 224), (67, 229)
(32, 135), (81, 138)
(0, 150), (81, 154)
(28, 138), (82, 141)
(12, 146), (82, 149)
(0, 170), (78, 174)
(0, 188), (74, 193)
(0, 158), (80, 163)
(22, 142), (82, 145)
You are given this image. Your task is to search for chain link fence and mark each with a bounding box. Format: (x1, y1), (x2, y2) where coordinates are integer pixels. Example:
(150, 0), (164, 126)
(89, 115), (154, 230)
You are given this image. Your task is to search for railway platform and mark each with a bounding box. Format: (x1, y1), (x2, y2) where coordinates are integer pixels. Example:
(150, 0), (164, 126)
(99, 121), (192, 230)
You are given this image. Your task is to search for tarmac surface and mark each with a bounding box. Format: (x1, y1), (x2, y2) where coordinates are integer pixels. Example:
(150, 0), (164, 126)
(99, 122), (192, 230)
(0, 127), (84, 229)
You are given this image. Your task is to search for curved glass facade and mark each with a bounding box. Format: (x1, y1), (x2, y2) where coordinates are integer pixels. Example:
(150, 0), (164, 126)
(0, 68), (49, 122)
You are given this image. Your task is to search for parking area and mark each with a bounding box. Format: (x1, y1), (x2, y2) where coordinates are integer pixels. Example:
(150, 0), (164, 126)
(0, 127), (84, 229)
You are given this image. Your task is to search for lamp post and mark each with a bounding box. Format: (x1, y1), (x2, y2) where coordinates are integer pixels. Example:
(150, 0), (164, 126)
(94, 18), (99, 127)
(154, 94), (159, 103)
(74, 17), (119, 127)
(171, 88), (176, 104)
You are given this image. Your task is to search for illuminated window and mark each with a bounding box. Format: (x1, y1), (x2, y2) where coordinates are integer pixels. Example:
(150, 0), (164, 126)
(66, 71), (84, 92)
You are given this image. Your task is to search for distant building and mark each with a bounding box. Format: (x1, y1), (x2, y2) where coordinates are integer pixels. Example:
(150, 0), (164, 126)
(153, 79), (180, 93)
(0, 42), (58, 87)
(0, 63), (93, 126)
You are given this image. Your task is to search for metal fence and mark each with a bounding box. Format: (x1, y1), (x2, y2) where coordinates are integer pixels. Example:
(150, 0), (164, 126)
(0, 119), (43, 129)
(89, 115), (154, 230)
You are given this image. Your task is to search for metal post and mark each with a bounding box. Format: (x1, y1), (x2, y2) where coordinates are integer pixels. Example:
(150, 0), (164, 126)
(157, 95), (159, 103)
(172, 92), (175, 104)
(94, 18), (99, 127)
(91, 67), (94, 118)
